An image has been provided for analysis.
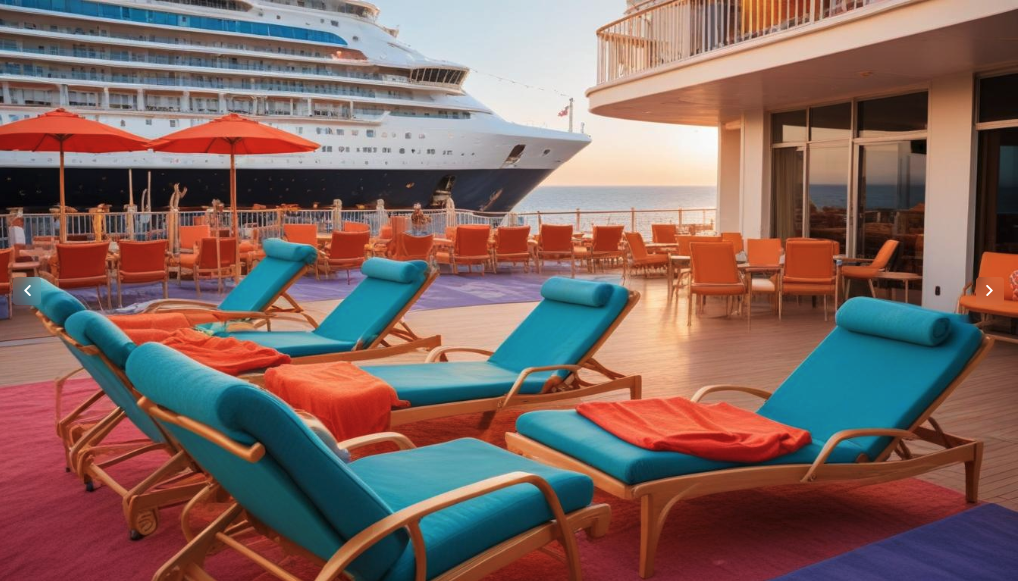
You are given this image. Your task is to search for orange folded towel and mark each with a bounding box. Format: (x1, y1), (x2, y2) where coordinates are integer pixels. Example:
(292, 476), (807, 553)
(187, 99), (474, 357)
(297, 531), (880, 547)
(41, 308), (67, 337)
(264, 362), (410, 442)
(576, 396), (811, 463)
(110, 312), (229, 343)
(158, 328), (290, 376)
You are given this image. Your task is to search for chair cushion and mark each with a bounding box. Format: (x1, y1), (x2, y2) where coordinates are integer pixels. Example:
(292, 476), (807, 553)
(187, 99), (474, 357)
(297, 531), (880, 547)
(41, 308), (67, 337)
(218, 239), (315, 313)
(351, 438), (593, 581)
(691, 283), (746, 295)
(362, 258), (427, 284)
(359, 361), (547, 408)
(263, 238), (317, 264)
(515, 410), (865, 485)
(540, 278), (613, 307)
(837, 298), (950, 346)
(782, 283), (835, 294)
(757, 298), (982, 459)
(226, 331), (357, 358)
(840, 265), (880, 279)
(36, 279), (86, 325)
(125, 344), (406, 581)
(959, 294), (1018, 317)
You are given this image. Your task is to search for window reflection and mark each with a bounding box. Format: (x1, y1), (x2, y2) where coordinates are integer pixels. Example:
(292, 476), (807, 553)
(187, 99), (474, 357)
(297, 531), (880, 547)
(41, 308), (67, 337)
(858, 141), (926, 273)
(807, 145), (849, 252)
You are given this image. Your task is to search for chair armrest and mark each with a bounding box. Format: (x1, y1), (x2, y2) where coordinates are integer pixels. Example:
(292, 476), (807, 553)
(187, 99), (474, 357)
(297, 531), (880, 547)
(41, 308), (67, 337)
(801, 428), (917, 483)
(316, 471), (574, 581)
(691, 384), (773, 403)
(336, 432), (416, 452)
(424, 346), (495, 363)
(501, 364), (583, 407)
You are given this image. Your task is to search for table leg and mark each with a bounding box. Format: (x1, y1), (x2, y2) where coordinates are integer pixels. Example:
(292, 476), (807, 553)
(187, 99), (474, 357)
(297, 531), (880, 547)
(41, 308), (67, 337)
(904, 280), (910, 304)
(667, 260), (674, 294)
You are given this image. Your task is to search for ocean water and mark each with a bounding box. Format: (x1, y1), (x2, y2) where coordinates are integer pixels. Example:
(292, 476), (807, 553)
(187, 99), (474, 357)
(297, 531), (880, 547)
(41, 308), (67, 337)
(514, 185), (717, 213)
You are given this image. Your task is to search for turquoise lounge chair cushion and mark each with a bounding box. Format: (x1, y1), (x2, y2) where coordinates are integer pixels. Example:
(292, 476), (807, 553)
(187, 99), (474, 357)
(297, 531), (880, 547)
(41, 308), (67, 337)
(222, 331), (357, 358)
(360, 361), (550, 407)
(312, 259), (429, 345)
(835, 297), (950, 346)
(758, 298), (982, 459)
(36, 279), (86, 325)
(516, 410), (866, 485)
(488, 279), (629, 375)
(64, 311), (164, 443)
(217, 238), (315, 313)
(125, 344), (407, 581)
(351, 438), (593, 581)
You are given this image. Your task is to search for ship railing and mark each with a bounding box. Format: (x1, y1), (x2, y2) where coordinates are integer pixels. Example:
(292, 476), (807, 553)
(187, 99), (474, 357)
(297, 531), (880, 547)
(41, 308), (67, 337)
(596, 0), (889, 85)
(0, 208), (717, 249)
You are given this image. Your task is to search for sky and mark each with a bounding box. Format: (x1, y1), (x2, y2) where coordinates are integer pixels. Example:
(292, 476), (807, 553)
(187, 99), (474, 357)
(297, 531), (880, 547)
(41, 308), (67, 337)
(379, 0), (718, 187)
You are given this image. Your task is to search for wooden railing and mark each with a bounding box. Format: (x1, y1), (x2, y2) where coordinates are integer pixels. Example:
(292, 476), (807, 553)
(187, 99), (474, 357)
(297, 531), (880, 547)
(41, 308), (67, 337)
(596, 0), (890, 85)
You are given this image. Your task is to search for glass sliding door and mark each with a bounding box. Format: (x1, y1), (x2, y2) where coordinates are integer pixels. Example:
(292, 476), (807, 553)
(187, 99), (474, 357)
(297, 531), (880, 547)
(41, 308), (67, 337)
(857, 140), (927, 273)
(976, 128), (1018, 258)
(807, 144), (850, 252)
(771, 146), (804, 241)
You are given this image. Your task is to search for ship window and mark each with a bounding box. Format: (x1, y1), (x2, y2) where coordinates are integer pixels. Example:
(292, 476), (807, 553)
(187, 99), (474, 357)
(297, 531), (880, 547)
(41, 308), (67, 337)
(316, 127), (322, 134)
(857, 92), (928, 137)
(120, 120), (125, 127)
(367, 130), (375, 137)
(337, 129), (344, 136)
(145, 119), (152, 125)
(170, 120), (177, 128)
(771, 110), (807, 143)
(979, 74), (1018, 123)
(504, 144), (526, 164)
(405, 132), (412, 139)
(399, 148), (405, 154)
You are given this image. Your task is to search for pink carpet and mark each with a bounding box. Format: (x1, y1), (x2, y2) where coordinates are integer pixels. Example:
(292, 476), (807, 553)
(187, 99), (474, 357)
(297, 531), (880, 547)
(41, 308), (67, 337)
(1, 377), (973, 580)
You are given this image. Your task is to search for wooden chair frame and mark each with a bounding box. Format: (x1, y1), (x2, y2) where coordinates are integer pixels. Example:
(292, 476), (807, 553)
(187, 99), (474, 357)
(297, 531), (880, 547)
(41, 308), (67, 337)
(507, 335), (994, 578)
(384, 290), (643, 426)
(138, 399), (612, 581)
(32, 311), (208, 539)
(142, 263), (319, 328)
(244, 266), (443, 365)
(957, 281), (1018, 345)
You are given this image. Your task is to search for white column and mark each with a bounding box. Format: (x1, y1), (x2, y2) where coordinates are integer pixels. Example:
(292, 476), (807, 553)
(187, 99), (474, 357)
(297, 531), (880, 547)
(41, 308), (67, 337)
(740, 109), (768, 238)
(922, 73), (978, 311)
(716, 120), (742, 233)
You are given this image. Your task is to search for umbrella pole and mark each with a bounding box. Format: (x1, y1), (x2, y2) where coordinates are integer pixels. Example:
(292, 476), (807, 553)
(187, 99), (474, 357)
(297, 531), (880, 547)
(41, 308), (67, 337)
(59, 143), (67, 243)
(231, 148), (240, 284)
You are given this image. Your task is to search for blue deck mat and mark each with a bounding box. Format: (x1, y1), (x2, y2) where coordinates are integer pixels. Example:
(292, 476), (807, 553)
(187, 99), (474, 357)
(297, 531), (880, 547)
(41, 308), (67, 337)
(775, 504), (1018, 580)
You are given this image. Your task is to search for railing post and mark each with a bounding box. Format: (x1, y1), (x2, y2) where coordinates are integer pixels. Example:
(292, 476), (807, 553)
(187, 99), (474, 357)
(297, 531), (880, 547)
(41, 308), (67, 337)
(631, 207), (636, 232)
(126, 205), (136, 241)
(576, 208), (581, 231)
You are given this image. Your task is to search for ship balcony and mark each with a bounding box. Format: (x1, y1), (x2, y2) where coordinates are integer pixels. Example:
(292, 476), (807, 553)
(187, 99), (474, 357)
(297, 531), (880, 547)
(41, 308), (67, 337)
(589, 0), (1018, 125)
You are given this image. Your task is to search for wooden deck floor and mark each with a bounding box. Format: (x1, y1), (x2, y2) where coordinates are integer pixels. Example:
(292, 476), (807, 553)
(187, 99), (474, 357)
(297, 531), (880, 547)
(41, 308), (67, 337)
(1, 275), (1016, 509)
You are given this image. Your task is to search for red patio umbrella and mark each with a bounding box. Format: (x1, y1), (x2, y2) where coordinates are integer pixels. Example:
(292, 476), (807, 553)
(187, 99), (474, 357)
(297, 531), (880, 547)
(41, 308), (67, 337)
(149, 114), (319, 270)
(0, 108), (150, 242)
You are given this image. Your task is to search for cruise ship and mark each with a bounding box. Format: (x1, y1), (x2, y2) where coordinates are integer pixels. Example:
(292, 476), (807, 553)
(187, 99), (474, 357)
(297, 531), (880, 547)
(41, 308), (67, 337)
(0, 0), (590, 212)
(594, 0), (1018, 313)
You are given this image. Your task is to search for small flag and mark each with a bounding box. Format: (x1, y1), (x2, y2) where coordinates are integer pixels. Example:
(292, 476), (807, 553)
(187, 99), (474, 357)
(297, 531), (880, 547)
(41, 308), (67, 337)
(558, 104), (570, 117)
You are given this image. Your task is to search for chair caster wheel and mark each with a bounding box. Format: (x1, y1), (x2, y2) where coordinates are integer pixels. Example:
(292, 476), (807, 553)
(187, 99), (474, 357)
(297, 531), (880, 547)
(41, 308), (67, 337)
(130, 530), (143, 541)
(84, 481), (94, 492)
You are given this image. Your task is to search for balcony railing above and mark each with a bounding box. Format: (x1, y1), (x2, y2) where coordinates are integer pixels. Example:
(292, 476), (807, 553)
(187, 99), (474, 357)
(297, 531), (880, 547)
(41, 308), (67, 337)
(596, 0), (889, 86)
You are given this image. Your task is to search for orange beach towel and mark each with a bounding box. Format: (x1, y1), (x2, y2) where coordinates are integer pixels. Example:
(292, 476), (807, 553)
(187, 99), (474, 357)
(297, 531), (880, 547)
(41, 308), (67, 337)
(157, 328), (290, 376)
(110, 312), (230, 344)
(264, 362), (410, 442)
(576, 397), (811, 463)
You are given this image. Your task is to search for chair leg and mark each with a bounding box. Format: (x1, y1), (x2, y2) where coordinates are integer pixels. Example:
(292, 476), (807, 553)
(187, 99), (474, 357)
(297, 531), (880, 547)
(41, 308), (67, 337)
(117, 280), (123, 308)
(639, 494), (671, 579)
(195, 275), (201, 298)
(163, 278), (168, 300)
(823, 294), (828, 321)
(966, 440), (984, 503)
(868, 279), (877, 298)
(687, 287), (693, 327)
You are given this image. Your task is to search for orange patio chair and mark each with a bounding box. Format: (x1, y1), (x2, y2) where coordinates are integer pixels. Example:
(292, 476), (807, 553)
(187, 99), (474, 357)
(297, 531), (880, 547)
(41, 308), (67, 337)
(50, 241), (112, 310)
(319, 231), (370, 284)
(178, 224), (210, 254)
(651, 223), (678, 244)
(536, 224), (577, 277)
(492, 225), (532, 273)
(687, 241), (747, 326)
(342, 221), (371, 233)
(437, 224), (491, 275)
(623, 231), (668, 281)
(721, 232), (744, 255)
(0, 248), (12, 319)
(179, 237), (238, 297)
(392, 232), (435, 263)
(380, 216), (410, 240)
(745, 238), (784, 315)
(116, 240), (170, 307)
(283, 223), (321, 278)
(780, 239), (837, 320)
(957, 252), (1018, 343)
(839, 239), (900, 299)
(577, 225), (625, 272)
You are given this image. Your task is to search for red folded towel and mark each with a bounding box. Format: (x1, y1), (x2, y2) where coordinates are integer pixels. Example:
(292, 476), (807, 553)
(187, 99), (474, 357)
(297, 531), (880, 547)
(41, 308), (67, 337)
(576, 396), (811, 463)
(158, 328), (290, 376)
(264, 362), (410, 442)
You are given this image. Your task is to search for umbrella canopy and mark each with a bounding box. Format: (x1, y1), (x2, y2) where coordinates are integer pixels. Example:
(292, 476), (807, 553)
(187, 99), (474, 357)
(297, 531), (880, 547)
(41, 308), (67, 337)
(0, 108), (150, 241)
(150, 113), (319, 280)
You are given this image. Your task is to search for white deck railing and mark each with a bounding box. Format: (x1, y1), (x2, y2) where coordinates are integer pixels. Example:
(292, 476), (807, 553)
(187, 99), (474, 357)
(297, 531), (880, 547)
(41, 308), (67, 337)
(0, 207), (716, 251)
(596, 0), (887, 85)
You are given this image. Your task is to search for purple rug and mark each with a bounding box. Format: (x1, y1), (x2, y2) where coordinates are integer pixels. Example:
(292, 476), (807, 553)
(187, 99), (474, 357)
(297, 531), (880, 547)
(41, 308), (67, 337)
(66, 263), (621, 313)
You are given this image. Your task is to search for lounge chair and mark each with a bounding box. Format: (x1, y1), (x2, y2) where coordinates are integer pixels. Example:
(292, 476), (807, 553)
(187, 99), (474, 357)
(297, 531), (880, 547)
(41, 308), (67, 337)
(319, 230), (370, 283)
(356, 278), (641, 426)
(141, 238), (319, 327)
(957, 251), (1018, 343)
(33, 281), (205, 538)
(218, 258), (440, 360)
(115, 240), (170, 307)
(126, 343), (612, 581)
(507, 297), (993, 578)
